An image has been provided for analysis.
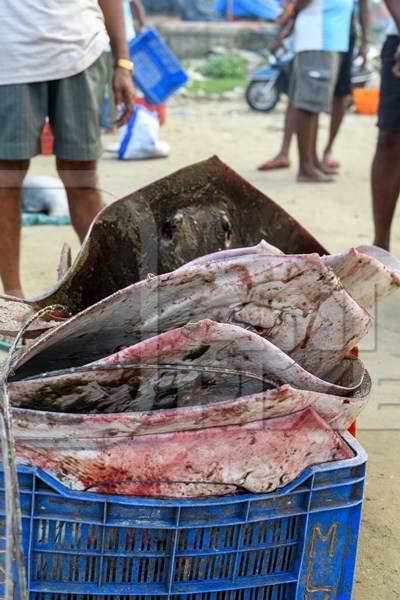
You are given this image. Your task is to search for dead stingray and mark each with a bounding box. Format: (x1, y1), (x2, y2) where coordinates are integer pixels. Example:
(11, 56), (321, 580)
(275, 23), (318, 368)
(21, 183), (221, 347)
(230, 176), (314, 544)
(0, 156), (326, 335)
(9, 320), (366, 414)
(14, 408), (353, 497)
(185, 242), (400, 310)
(11, 368), (371, 442)
(10, 254), (371, 380)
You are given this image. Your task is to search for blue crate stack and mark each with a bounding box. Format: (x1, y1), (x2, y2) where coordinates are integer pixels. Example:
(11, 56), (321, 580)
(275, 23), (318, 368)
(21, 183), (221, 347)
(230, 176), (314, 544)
(0, 433), (367, 599)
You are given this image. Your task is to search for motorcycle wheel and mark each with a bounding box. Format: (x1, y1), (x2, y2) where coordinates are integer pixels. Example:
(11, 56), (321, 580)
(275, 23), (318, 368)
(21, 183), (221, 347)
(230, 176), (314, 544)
(245, 80), (281, 112)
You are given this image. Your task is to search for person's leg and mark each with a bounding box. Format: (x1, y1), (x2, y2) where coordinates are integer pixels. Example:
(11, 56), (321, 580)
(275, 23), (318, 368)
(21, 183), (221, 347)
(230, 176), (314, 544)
(50, 54), (108, 241)
(296, 109), (333, 182)
(258, 103), (296, 170)
(322, 94), (349, 167)
(0, 79), (45, 296)
(371, 131), (400, 250)
(293, 51), (336, 182)
(322, 33), (355, 170)
(0, 161), (30, 296)
(56, 159), (102, 242)
(372, 35), (400, 249)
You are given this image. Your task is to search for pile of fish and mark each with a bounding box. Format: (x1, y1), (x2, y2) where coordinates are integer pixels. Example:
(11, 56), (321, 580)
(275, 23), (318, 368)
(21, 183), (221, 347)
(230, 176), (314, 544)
(1, 158), (399, 498)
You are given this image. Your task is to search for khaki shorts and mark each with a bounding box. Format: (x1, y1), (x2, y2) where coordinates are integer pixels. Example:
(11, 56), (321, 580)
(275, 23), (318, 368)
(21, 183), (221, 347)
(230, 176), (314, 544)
(290, 51), (340, 114)
(0, 53), (107, 161)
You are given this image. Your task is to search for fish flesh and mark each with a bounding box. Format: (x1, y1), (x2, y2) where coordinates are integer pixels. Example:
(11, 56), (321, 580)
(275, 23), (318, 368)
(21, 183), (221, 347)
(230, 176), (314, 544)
(9, 320), (366, 413)
(10, 254), (372, 380)
(325, 245), (400, 308)
(186, 242), (400, 310)
(14, 408), (353, 497)
(10, 370), (371, 442)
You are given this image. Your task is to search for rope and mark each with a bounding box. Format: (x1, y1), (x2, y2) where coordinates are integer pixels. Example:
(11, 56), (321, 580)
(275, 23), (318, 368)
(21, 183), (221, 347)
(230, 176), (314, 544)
(0, 304), (68, 600)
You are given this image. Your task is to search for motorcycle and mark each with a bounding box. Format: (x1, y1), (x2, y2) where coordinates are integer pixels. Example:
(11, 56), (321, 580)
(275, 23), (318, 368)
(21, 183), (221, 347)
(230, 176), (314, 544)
(245, 51), (373, 112)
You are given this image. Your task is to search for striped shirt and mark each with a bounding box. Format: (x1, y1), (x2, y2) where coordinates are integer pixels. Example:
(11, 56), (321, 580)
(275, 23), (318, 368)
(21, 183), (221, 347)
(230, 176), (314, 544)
(293, 0), (354, 53)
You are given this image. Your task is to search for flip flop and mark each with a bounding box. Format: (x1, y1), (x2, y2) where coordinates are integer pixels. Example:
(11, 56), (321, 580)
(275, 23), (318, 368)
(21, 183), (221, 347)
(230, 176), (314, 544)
(258, 158), (291, 171)
(323, 156), (341, 170)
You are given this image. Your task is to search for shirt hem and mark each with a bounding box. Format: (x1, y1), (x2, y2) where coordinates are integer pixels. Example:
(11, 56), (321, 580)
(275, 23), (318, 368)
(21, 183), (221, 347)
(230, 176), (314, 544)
(0, 33), (109, 86)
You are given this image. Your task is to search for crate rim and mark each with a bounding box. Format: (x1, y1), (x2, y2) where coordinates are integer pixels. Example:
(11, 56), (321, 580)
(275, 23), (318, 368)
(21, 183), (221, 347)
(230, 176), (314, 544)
(12, 432), (367, 508)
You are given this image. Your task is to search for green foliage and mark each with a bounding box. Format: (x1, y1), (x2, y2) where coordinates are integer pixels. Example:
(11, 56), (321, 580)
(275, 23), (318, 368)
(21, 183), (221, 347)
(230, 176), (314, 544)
(198, 54), (248, 79)
(185, 78), (245, 97)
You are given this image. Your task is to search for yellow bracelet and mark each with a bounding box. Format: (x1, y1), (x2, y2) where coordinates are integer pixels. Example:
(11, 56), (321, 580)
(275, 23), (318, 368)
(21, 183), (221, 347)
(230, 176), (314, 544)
(116, 58), (134, 72)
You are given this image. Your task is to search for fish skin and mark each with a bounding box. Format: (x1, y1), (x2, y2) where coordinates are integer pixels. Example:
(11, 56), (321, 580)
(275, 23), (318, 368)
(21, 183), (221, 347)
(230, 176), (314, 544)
(11, 254), (372, 380)
(13, 408), (353, 497)
(11, 373), (371, 441)
(186, 243), (400, 310)
(0, 297), (65, 339)
(325, 245), (400, 308)
(8, 320), (366, 413)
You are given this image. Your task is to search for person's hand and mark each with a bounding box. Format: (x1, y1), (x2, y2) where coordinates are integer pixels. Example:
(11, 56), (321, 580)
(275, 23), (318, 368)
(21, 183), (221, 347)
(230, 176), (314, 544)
(356, 39), (368, 69)
(269, 34), (285, 55)
(393, 46), (400, 78)
(113, 66), (136, 127)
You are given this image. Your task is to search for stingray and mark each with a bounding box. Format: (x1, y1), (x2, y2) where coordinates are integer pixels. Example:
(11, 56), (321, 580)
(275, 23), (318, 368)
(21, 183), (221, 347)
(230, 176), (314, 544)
(9, 254), (372, 380)
(184, 243), (400, 310)
(8, 320), (366, 414)
(0, 156), (326, 336)
(14, 407), (353, 497)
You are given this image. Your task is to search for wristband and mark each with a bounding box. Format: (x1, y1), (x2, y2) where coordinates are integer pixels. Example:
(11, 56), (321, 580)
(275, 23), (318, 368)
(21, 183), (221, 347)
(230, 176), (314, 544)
(116, 59), (134, 72)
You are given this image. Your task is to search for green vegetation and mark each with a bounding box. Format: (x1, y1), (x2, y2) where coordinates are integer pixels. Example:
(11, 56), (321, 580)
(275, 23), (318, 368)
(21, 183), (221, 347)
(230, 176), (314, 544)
(184, 54), (250, 99)
(198, 55), (248, 79)
(185, 78), (246, 96)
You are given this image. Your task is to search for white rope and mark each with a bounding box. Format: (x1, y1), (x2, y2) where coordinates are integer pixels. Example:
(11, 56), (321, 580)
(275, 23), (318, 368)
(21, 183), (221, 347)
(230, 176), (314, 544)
(0, 304), (68, 600)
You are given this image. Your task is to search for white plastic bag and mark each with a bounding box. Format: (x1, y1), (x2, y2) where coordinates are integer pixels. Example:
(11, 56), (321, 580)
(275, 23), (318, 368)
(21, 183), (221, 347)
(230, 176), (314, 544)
(118, 106), (170, 160)
(22, 176), (69, 217)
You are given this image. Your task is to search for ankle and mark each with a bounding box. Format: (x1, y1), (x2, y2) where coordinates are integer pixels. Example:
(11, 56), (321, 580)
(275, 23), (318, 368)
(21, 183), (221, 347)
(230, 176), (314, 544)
(3, 288), (24, 299)
(373, 238), (390, 251)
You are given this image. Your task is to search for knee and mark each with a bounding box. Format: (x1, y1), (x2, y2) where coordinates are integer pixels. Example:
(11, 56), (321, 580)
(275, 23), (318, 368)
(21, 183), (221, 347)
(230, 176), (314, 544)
(56, 159), (99, 189)
(377, 130), (400, 153)
(0, 160), (30, 187)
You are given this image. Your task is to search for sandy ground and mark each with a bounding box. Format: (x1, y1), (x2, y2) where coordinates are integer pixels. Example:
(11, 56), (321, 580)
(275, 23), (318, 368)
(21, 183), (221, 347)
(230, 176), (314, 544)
(2, 98), (400, 597)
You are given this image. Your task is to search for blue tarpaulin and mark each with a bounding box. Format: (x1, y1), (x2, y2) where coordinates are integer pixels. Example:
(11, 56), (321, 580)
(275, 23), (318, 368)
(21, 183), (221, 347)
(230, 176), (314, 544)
(215, 0), (280, 20)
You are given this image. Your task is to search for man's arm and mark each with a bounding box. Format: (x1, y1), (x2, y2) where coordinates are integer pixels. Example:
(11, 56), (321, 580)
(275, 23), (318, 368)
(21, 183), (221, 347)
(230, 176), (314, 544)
(293, 0), (313, 13)
(384, 0), (400, 31)
(383, 0), (400, 77)
(130, 0), (147, 30)
(98, 0), (136, 126)
(269, 0), (312, 54)
(358, 0), (371, 68)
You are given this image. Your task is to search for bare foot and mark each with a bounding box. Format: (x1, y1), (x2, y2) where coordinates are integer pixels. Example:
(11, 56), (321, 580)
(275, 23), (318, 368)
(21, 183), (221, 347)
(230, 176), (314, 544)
(322, 152), (340, 171)
(315, 159), (337, 176)
(258, 156), (291, 171)
(297, 167), (335, 183)
(3, 289), (25, 299)
(373, 239), (390, 252)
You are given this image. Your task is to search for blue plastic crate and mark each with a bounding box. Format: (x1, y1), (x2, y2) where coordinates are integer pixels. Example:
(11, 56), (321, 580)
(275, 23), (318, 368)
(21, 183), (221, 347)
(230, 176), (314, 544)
(0, 433), (366, 599)
(129, 28), (188, 105)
